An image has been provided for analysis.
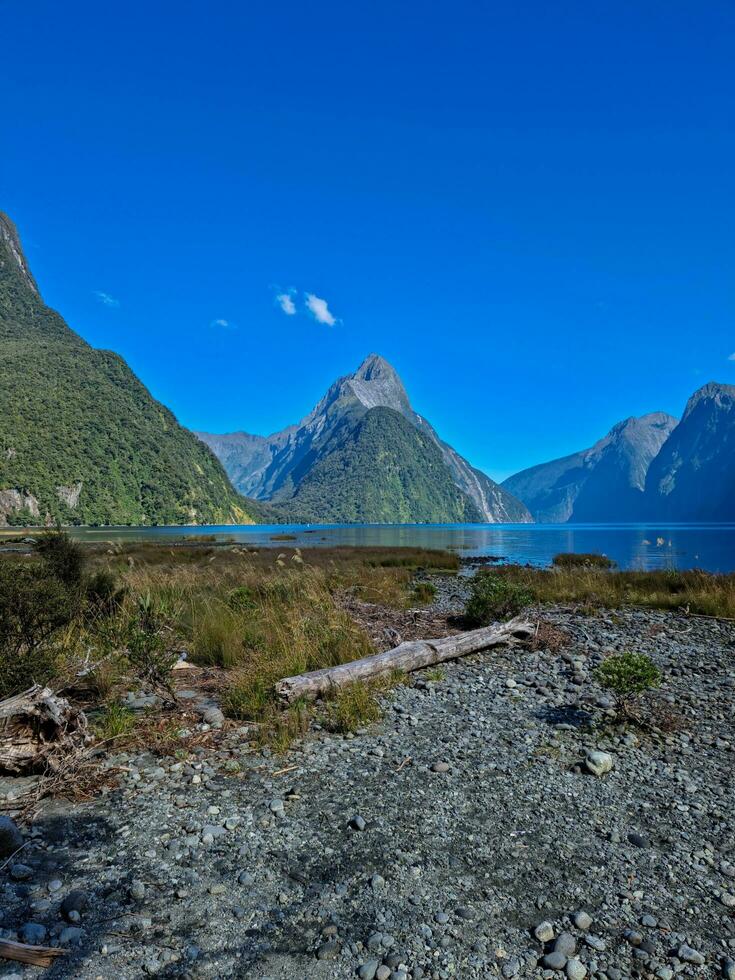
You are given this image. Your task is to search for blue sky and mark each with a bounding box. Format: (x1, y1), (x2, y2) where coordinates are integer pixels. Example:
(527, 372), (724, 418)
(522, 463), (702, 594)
(3, 1), (733, 481)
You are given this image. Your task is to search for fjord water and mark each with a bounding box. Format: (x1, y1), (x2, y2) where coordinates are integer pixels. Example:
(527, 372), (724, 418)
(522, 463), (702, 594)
(68, 523), (735, 573)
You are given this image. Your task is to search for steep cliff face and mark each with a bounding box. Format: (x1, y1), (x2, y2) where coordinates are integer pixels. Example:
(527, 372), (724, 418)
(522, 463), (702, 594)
(200, 354), (531, 524)
(644, 383), (735, 520)
(503, 412), (678, 522)
(0, 211), (260, 526)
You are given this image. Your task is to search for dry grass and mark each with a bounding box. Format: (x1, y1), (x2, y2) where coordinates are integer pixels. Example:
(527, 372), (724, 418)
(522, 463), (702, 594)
(493, 565), (735, 619)
(78, 543), (455, 748)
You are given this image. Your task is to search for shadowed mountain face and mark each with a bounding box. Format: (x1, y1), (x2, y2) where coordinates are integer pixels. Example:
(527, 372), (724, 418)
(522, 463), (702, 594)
(644, 383), (735, 520)
(199, 355), (531, 524)
(502, 412), (678, 523)
(0, 212), (261, 526)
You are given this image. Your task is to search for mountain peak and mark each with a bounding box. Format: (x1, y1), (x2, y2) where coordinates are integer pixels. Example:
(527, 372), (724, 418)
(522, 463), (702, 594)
(346, 354), (410, 414)
(683, 381), (735, 418)
(0, 212), (39, 296)
(353, 353), (397, 380)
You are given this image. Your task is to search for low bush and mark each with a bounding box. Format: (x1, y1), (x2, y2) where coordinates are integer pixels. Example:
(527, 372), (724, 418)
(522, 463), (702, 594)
(465, 571), (534, 626)
(0, 546), (82, 697)
(595, 651), (661, 714)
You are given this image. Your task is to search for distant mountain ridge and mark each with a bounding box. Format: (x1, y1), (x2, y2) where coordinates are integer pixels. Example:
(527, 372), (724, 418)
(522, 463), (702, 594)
(503, 412), (678, 522)
(0, 211), (263, 526)
(199, 355), (531, 524)
(643, 382), (735, 520)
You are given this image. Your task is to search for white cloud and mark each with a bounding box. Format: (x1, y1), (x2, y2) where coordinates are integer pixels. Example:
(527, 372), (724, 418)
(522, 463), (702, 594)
(210, 318), (232, 328)
(305, 292), (337, 326)
(276, 292), (297, 315)
(95, 290), (119, 308)
(728, 353), (735, 361)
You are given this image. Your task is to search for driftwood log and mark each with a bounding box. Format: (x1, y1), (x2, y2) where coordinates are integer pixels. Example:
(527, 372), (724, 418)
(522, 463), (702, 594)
(275, 617), (535, 703)
(0, 685), (90, 776)
(0, 938), (67, 967)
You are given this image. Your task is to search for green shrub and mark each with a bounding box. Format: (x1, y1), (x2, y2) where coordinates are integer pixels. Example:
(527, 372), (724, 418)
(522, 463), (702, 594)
(123, 593), (178, 702)
(552, 553), (615, 570)
(595, 651), (661, 712)
(34, 529), (86, 586)
(227, 585), (256, 611)
(0, 560), (79, 697)
(465, 571), (534, 625)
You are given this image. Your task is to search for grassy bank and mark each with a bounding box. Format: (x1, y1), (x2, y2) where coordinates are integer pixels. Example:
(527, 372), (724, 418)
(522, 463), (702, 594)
(0, 537), (458, 751)
(490, 562), (735, 619)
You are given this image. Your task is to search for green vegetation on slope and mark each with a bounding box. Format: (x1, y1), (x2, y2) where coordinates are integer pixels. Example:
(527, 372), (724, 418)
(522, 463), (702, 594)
(0, 213), (259, 525)
(268, 406), (484, 523)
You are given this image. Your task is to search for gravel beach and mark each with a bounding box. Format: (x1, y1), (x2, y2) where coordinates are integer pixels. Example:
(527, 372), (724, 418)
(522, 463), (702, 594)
(1, 593), (735, 979)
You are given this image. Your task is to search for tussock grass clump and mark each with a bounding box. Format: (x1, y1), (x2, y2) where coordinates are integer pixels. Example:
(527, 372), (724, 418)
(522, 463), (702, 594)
(552, 552), (615, 570)
(411, 581), (437, 604)
(95, 702), (136, 740)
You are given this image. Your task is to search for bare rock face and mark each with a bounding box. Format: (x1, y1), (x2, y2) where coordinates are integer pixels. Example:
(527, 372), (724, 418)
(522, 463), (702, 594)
(0, 489), (41, 526)
(644, 382), (735, 520)
(199, 354), (532, 524)
(56, 481), (83, 509)
(0, 212), (39, 295)
(503, 412), (678, 522)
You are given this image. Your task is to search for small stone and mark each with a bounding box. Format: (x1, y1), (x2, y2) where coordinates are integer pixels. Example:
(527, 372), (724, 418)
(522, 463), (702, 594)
(584, 750), (614, 776)
(10, 863), (32, 881)
(678, 944), (705, 966)
(350, 815), (367, 831)
(316, 940), (340, 960)
(376, 968), (391, 980)
(130, 880), (146, 901)
(430, 761), (450, 773)
(534, 920), (555, 943)
(721, 893), (735, 908)
(434, 912), (450, 925)
(358, 961), (380, 980)
(60, 926), (84, 946)
(722, 958), (735, 980)
(19, 923), (47, 944)
(0, 816), (23, 858)
(572, 911), (592, 931)
(554, 932), (576, 957)
(543, 951), (568, 971)
(656, 969), (674, 980)
(628, 832), (648, 848)
(61, 890), (88, 919)
(566, 960), (587, 980)
(202, 707), (225, 728)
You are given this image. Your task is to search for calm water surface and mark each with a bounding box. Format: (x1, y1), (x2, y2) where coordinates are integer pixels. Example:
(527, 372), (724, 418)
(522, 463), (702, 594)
(66, 523), (735, 573)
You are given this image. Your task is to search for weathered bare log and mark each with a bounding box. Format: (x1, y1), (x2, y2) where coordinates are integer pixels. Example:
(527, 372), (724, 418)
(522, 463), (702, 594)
(0, 938), (67, 967)
(0, 685), (90, 775)
(275, 617), (535, 703)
